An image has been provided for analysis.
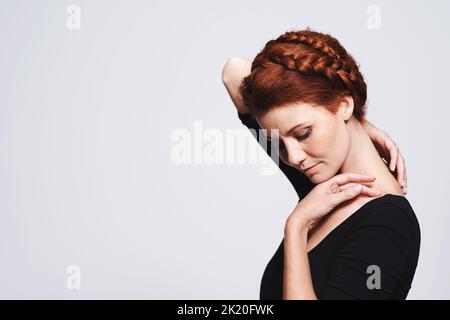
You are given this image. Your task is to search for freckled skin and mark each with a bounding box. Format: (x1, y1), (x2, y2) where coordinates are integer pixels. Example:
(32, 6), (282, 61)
(256, 101), (351, 184)
(255, 97), (404, 196)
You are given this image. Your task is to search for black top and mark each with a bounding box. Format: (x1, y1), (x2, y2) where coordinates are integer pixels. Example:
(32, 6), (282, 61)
(236, 111), (421, 300)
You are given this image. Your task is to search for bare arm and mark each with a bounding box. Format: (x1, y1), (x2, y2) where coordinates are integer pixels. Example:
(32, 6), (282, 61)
(283, 221), (317, 300)
(221, 57), (408, 193)
(222, 57), (315, 200)
(221, 57), (252, 114)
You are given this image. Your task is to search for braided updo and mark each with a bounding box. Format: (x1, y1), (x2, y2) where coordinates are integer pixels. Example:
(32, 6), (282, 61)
(240, 28), (368, 121)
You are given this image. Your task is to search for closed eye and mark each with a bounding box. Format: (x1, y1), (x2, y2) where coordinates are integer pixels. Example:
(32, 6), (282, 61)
(294, 129), (311, 141)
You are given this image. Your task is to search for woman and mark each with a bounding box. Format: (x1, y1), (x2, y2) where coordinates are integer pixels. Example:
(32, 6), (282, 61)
(221, 28), (420, 300)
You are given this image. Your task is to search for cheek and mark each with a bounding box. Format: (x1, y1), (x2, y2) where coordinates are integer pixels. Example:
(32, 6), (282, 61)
(308, 126), (337, 157)
(327, 125), (351, 169)
(310, 123), (349, 167)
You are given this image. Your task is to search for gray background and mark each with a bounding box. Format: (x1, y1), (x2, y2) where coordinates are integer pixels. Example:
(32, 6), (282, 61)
(0, 0), (449, 299)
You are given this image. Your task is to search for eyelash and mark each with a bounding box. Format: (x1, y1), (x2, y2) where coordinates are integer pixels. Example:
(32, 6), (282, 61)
(294, 129), (311, 141)
(278, 129), (311, 154)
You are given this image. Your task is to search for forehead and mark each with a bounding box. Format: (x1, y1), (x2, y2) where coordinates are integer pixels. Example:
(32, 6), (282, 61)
(256, 103), (326, 131)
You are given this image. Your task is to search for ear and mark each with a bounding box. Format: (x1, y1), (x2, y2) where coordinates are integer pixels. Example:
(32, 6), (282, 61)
(338, 95), (354, 123)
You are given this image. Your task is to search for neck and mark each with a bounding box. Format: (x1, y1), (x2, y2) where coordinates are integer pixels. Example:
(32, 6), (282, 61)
(338, 118), (404, 196)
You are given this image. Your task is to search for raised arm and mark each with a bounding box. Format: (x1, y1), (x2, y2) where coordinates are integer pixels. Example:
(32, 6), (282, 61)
(222, 57), (314, 200)
(221, 57), (408, 195)
(221, 57), (252, 114)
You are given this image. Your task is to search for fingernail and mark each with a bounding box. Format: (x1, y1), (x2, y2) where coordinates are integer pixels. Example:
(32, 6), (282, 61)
(352, 184), (363, 191)
(391, 165), (396, 171)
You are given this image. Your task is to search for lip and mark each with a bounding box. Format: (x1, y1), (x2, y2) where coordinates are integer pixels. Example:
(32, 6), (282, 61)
(304, 163), (319, 174)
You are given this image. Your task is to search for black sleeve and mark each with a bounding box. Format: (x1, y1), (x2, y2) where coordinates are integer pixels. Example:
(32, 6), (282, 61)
(318, 203), (421, 300)
(236, 110), (314, 200)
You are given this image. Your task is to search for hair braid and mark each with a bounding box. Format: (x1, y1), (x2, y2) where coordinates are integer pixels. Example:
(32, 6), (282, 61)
(241, 28), (368, 120)
(276, 30), (343, 61)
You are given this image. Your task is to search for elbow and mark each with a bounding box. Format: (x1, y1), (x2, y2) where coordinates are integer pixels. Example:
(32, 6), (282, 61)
(221, 57), (250, 85)
(221, 57), (239, 85)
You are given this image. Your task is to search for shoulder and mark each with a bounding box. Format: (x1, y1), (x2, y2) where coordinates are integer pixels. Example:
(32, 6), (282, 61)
(320, 195), (421, 298)
(347, 195), (421, 269)
(355, 194), (421, 243)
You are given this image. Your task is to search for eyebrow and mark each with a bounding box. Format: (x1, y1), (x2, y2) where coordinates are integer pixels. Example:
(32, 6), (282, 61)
(267, 122), (309, 140)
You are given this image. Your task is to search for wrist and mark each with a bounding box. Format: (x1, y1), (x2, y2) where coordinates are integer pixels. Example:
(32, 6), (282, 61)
(285, 215), (310, 235)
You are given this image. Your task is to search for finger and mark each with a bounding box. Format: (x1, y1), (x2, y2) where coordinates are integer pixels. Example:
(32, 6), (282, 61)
(396, 152), (405, 187)
(338, 183), (382, 197)
(333, 184), (366, 203)
(402, 171), (408, 194)
(336, 185), (383, 204)
(401, 154), (407, 188)
(332, 173), (376, 186)
(360, 185), (383, 197)
(385, 139), (399, 172)
(332, 181), (375, 193)
(404, 171), (408, 188)
(374, 132), (390, 162)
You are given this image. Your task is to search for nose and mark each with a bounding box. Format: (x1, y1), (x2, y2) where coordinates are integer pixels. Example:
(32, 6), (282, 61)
(284, 140), (307, 167)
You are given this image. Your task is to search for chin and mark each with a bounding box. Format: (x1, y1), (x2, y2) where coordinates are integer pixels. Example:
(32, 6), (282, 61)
(307, 169), (332, 184)
(308, 175), (322, 184)
(306, 172), (320, 183)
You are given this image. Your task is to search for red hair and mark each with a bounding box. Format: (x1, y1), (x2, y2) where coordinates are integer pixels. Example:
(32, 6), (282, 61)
(239, 28), (368, 121)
